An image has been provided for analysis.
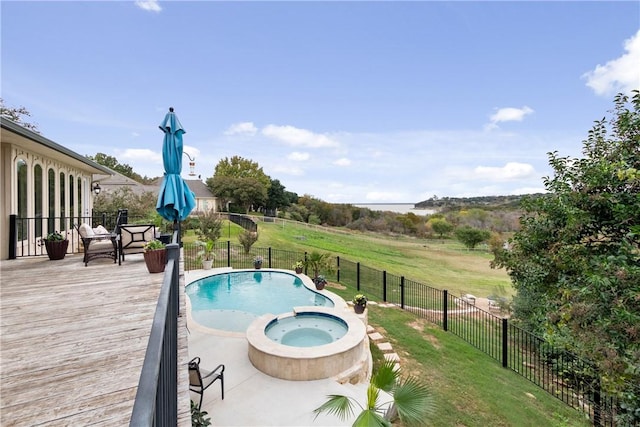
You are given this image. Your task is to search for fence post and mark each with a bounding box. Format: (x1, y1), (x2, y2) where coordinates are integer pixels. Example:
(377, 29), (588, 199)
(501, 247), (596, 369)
(592, 376), (601, 426)
(383, 271), (387, 302)
(268, 247), (272, 268)
(356, 262), (361, 291)
(443, 290), (448, 331)
(336, 256), (340, 282)
(227, 240), (231, 267)
(9, 214), (17, 259)
(502, 318), (508, 368)
(400, 276), (405, 309)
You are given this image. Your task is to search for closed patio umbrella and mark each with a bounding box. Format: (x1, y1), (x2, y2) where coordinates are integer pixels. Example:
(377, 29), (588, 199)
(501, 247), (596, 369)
(156, 107), (196, 222)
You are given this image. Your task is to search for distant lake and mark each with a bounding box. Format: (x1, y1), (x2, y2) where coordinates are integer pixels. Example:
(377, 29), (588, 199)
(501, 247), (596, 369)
(351, 203), (435, 215)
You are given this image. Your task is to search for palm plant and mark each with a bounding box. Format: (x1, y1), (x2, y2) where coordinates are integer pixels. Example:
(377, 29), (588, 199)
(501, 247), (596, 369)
(313, 360), (435, 427)
(304, 251), (334, 281)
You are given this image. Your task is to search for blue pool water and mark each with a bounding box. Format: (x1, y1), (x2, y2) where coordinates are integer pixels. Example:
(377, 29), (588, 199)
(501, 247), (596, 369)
(186, 271), (334, 332)
(265, 312), (348, 347)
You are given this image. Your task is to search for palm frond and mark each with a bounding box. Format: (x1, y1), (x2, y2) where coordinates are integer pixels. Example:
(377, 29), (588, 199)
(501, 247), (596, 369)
(371, 359), (399, 392)
(391, 376), (436, 426)
(313, 394), (359, 421)
(353, 409), (392, 427)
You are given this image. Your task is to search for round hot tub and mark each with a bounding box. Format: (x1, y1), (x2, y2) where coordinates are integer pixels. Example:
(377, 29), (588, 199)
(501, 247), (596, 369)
(265, 311), (348, 347)
(247, 307), (369, 381)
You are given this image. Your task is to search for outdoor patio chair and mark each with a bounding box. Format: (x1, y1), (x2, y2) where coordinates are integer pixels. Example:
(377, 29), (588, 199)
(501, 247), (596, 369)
(117, 224), (156, 265)
(189, 356), (225, 410)
(74, 223), (118, 266)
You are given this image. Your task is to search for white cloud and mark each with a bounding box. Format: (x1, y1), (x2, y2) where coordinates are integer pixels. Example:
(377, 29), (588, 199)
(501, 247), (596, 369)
(118, 148), (162, 163)
(262, 124), (340, 148)
(224, 122), (258, 136)
(183, 145), (200, 160)
(135, 1), (162, 13)
(270, 164), (305, 176)
(473, 162), (536, 180)
(583, 29), (640, 96)
(287, 151), (310, 161)
(485, 106), (534, 130)
(333, 157), (351, 166)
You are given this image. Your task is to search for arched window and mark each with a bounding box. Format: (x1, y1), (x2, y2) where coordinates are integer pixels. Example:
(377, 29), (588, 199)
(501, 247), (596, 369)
(69, 175), (74, 224)
(34, 164), (43, 238)
(48, 168), (55, 233)
(77, 178), (83, 221)
(17, 159), (27, 240)
(59, 172), (66, 232)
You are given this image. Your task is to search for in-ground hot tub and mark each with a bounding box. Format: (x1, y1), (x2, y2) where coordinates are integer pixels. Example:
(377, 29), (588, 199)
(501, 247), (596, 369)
(246, 306), (369, 381)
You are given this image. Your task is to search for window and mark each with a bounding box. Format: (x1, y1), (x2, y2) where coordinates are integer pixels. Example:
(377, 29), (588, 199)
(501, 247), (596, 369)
(59, 172), (66, 232)
(48, 168), (55, 233)
(17, 159), (27, 240)
(34, 164), (43, 238)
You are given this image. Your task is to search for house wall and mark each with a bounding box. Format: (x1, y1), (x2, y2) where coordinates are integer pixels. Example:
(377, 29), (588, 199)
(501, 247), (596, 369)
(1, 134), (100, 259)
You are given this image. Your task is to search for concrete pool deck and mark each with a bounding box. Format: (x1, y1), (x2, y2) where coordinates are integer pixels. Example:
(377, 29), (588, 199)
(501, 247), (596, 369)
(185, 269), (372, 426)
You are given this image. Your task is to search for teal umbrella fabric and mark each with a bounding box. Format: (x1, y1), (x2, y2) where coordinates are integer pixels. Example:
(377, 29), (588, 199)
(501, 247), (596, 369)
(156, 108), (196, 221)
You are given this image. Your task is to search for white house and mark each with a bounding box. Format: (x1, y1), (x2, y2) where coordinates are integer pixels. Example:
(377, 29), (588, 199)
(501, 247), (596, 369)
(0, 118), (113, 259)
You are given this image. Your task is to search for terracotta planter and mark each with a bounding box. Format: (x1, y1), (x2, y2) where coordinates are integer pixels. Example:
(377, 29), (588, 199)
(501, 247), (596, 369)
(45, 240), (69, 260)
(354, 303), (366, 314)
(314, 278), (326, 290)
(254, 262), (262, 269)
(144, 249), (167, 273)
(295, 267), (303, 274)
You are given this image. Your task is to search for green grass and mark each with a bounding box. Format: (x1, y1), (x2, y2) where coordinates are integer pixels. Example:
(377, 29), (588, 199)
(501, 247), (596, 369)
(251, 218), (589, 426)
(251, 219), (512, 298)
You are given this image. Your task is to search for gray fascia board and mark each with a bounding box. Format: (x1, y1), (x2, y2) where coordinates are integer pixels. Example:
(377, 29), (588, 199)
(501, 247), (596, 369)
(1, 118), (114, 175)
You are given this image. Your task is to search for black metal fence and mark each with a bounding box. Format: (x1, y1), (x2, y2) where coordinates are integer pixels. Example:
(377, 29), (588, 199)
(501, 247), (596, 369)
(130, 231), (181, 426)
(182, 241), (637, 427)
(228, 213), (257, 233)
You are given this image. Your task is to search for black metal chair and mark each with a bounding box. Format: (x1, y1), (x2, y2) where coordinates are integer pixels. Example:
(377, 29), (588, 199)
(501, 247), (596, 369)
(188, 357), (225, 410)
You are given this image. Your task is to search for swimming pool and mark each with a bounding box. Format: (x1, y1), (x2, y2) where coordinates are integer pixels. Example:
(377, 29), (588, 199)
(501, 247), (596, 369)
(186, 270), (334, 333)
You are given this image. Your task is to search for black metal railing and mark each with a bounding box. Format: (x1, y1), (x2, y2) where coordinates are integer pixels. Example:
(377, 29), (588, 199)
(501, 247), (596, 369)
(130, 230), (180, 426)
(228, 213), (257, 233)
(9, 213), (172, 259)
(180, 241), (637, 426)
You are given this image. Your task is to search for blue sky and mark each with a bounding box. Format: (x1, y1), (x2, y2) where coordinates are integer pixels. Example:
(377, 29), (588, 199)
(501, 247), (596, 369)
(2, 1), (639, 203)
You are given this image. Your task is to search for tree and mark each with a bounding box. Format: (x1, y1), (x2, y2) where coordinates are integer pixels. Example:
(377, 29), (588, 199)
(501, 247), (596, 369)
(265, 179), (290, 212)
(208, 156), (271, 213)
(313, 360), (435, 427)
(429, 217), (454, 239)
(1, 98), (39, 132)
(93, 187), (157, 220)
(194, 210), (222, 243)
(454, 226), (490, 249)
(492, 91), (640, 424)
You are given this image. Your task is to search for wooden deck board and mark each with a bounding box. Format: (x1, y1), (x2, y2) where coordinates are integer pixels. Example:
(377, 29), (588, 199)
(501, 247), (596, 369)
(0, 253), (191, 426)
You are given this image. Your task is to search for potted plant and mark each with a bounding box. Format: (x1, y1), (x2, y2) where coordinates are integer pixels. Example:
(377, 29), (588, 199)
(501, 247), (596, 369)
(352, 294), (368, 314)
(303, 251), (334, 290)
(195, 239), (215, 270)
(42, 231), (69, 260)
(293, 260), (304, 274)
(254, 255), (263, 269)
(143, 239), (167, 273)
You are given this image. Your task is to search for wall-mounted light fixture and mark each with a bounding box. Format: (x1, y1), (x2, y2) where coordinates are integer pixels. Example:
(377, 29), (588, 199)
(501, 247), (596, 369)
(93, 182), (101, 195)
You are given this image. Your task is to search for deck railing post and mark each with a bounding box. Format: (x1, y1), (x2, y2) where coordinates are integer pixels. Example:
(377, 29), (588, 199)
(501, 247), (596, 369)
(9, 214), (17, 259)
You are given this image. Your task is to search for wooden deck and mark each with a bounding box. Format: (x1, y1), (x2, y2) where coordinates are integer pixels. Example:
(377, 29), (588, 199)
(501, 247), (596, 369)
(0, 253), (191, 426)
